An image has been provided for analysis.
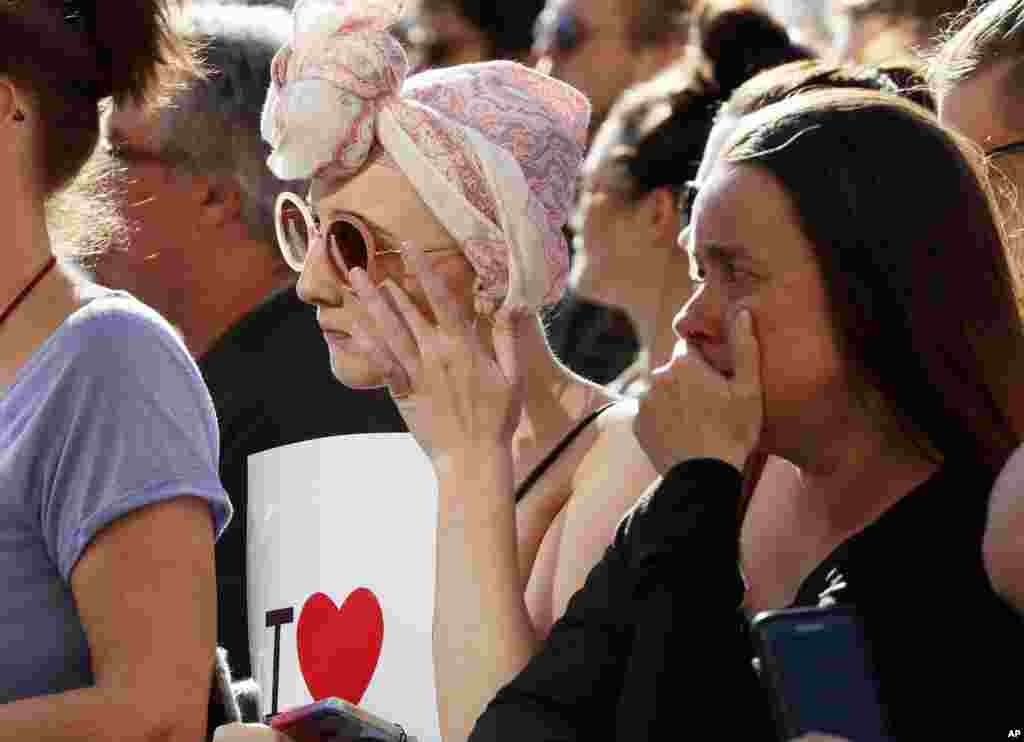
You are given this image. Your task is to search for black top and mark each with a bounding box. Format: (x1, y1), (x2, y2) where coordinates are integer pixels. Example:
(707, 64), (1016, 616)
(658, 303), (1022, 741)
(470, 459), (1022, 740)
(547, 292), (639, 385)
(199, 287), (406, 679)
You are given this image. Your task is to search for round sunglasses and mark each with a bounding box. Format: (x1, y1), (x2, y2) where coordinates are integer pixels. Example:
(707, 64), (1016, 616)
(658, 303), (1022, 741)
(274, 191), (457, 282)
(987, 140), (1024, 159)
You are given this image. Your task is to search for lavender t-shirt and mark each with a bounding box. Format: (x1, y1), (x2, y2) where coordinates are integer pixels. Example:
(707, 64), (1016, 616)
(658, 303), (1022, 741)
(0, 291), (232, 703)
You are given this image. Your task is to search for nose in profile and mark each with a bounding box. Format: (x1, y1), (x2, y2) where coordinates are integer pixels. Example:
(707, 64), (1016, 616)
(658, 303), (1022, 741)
(673, 282), (719, 347)
(296, 236), (344, 307)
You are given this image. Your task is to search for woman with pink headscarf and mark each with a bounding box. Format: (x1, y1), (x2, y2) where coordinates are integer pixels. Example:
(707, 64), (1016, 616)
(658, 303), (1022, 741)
(224, 0), (666, 739)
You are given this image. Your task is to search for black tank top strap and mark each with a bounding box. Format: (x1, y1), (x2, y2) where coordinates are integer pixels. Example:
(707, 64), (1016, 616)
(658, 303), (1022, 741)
(514, 401), (619, 503)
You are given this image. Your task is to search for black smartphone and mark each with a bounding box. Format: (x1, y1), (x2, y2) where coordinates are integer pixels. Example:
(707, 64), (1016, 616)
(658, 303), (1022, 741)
(749, 604), (892, 742)
(269, 698), (408, 742)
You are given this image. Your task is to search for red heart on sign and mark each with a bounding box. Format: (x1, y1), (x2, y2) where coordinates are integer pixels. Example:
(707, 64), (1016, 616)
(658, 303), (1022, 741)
(296, 589), (384, 704)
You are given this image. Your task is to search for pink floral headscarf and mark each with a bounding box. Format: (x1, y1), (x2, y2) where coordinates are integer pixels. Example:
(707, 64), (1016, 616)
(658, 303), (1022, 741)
(261, 0), (591, 316)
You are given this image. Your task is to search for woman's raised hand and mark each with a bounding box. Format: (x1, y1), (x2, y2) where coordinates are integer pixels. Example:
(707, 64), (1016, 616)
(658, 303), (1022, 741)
(634, 309), (763, 474)
(349, 243), (528, 467)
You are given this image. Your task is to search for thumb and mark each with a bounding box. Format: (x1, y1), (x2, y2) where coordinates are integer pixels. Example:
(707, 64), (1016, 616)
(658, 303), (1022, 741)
(729, 308), (761, 401)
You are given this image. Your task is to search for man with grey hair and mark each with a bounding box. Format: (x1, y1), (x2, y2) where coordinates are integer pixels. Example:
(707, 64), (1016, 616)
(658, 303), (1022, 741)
(95, 2), (405, 681)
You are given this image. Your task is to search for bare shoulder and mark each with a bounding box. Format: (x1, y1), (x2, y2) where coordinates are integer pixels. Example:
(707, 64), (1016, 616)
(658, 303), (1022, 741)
(545, 398), (658, 621)
(571, 398), (656, 501)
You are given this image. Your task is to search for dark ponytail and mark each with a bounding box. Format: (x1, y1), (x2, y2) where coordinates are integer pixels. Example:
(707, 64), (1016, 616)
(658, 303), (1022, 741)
(598, 6), (813, 201)
(0, 1), (194, 193)
(700, 6), (815, 98)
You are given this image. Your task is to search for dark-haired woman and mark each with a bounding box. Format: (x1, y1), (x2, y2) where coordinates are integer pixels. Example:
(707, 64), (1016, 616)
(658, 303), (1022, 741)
(458, 88), (1023, 737)
(0, 2), (230, 739)
(572, 8), (813, 398)
(929, 0), (1024, 620)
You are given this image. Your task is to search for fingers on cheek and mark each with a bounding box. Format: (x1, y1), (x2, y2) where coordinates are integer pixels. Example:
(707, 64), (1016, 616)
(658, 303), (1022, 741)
(351, 320), (394, 370)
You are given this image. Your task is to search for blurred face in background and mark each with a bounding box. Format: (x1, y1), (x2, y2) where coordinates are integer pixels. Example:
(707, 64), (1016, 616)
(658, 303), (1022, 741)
(940, 59), (1024, 290)
(534, 0), (647, 126)
(95, 102), (207, 332)
(828, 0), (930, 65)
(399, 0), (488, 71)
(571, 119), (688, 317)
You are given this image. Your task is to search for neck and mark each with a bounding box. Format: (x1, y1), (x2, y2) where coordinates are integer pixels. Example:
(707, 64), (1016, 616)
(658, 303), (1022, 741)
(775, 417), (938, 540)
(0, 190), (81, 385)
(1, 191), (54, 303)
(510, 318), (610, 482)
(621, 243), (691, 374)
(649, 282), (686, 371)
(188, 243), (293, 359)
(627, 289), (660, 362)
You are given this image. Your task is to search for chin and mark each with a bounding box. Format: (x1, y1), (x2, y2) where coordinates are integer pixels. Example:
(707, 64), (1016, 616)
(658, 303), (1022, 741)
(328, 350), (390, 390)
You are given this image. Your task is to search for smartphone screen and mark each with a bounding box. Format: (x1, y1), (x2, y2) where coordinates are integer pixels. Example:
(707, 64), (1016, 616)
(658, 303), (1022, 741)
(269, 698), (407, 742)
(751, 605), (891, 742)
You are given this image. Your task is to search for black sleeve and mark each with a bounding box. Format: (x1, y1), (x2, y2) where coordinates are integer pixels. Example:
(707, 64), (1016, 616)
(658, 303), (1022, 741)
(612, 459), (769, 739)
(470, 459), (762, 742)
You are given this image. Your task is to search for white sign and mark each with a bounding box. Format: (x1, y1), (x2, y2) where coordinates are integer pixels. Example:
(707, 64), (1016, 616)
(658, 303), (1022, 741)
(247, 434), (440, 741)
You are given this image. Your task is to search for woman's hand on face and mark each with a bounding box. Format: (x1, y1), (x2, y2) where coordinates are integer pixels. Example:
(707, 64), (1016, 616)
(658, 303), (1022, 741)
(349, 244), (528, 466)
(634, 309), (763, 475)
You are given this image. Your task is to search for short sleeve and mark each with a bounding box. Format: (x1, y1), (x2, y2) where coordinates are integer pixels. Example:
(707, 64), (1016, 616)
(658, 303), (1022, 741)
(39, 298), (232, 581)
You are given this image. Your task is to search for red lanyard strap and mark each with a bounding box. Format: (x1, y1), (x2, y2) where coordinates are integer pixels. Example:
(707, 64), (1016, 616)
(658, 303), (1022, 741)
(0, 255), (57, 327)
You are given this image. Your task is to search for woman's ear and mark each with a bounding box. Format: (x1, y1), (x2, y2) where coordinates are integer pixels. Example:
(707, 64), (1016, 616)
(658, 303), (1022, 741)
(643, 186), (682, 241)
(0, 79), (25, 126)
(198, 175), (244, 229)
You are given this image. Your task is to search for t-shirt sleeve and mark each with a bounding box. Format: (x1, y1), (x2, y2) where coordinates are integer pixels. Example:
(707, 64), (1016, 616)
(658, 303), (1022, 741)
(39, 302), (232, 581)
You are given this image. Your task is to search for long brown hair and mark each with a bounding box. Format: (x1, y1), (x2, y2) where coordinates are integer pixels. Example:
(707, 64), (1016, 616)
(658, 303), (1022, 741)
(693, 62), (939, 514)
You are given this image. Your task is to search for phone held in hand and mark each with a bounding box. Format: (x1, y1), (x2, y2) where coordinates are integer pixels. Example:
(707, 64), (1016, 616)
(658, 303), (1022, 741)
(749, 604), (892, 742)
(269, 697), (408, 742)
